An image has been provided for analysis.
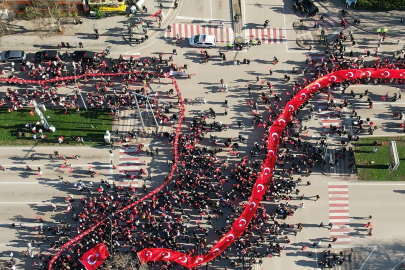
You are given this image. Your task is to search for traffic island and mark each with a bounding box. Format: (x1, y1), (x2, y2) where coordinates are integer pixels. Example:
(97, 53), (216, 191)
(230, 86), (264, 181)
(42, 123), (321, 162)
(0, 108), (113, 146)
(355, 136), (405, 180)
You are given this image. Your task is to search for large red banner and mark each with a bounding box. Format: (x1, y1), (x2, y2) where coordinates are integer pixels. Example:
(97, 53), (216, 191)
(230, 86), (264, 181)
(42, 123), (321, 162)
(42, 68), (403, 269)
(79, 243), (110, 270)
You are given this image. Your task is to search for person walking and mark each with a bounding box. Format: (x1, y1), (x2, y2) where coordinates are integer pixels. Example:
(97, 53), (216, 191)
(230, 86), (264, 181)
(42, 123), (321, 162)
(315, 195), (320, 201)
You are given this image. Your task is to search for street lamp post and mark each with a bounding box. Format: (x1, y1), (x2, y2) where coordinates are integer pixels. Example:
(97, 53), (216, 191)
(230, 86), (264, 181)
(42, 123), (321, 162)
(72, 62), (88, 111)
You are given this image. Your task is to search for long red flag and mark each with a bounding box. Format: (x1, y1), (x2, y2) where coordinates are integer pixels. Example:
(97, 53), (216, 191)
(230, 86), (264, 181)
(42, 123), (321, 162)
(79, 243), (110, 270)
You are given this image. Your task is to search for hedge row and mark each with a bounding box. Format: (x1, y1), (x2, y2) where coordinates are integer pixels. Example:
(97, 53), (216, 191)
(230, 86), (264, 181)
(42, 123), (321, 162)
(356, 0), (405, 10)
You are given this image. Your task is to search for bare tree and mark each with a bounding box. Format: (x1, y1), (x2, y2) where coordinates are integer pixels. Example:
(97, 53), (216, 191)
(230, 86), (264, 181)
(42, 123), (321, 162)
(103, 252), (140, 270)
(0, 0), (17, 35)
(24, 0), (76, 36)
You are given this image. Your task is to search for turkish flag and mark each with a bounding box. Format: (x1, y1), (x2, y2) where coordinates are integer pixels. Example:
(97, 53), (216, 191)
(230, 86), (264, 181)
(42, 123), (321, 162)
(151, 9), (162, 18)
(79, 243), (110, 270)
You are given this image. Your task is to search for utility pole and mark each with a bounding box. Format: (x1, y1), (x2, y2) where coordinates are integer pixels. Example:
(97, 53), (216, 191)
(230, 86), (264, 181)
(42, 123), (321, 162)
(134, 95), (146, 133)
(73, 62), (87, 111)
(132, 92), (168, 134)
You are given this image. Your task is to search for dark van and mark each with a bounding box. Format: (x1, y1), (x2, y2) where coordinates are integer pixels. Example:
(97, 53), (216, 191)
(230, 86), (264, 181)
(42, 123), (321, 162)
(294, 0), (319, 17)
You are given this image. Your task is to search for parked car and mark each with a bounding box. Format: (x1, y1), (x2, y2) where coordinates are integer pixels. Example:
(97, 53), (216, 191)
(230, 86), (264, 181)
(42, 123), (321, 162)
(72, 50), (100, 63)
(189, 35), (216, 48)
(294, 0), (319, 17)
(34, 50), (61, 63)
(0, 50), (26, 62)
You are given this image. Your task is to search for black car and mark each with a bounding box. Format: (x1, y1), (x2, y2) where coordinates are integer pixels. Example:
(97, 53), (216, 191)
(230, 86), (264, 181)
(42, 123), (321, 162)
(34, 50), (60, 63)
(294, 0), (319, 17)
(72, 50), (100, 63)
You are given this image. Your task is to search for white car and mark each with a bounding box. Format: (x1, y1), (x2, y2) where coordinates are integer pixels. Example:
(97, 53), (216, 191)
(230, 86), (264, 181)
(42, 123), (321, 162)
(189, 35), (216, 48)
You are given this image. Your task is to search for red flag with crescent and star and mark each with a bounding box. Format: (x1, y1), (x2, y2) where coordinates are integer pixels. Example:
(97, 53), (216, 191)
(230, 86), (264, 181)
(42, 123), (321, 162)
(79, 243), (110, 270)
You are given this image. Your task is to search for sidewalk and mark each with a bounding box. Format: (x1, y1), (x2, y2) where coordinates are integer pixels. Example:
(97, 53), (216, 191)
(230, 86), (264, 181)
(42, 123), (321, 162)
(319, 0), (405, 43)
(0, 0), (177, 52)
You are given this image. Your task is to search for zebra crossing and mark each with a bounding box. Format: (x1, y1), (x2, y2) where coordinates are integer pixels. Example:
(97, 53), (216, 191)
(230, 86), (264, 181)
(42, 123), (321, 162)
(121, 53), (141, 60)
(116, 148), (142, 189)
(329, 182), (351, 247)
(164, 23), (234, 43)
(305, 12), (341, 34)
(244, 28), (286, 44)
(322, 119), (342, 133)
(117, 110), (137, 134)
(315, 90), (343, 134)
(165, 23), (286, 44)
(326, 144), (357, 180)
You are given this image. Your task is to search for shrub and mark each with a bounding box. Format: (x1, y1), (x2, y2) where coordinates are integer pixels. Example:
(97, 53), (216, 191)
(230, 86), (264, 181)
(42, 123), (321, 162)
(356, 0), (405, 10)
(94, 8), (105, 19)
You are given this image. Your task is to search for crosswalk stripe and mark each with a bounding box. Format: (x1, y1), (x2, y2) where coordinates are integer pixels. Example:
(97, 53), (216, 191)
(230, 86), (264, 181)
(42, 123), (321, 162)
(121, 53), (141, 60)
(328, 182), (351, 246)
(117, 149), (140, 186)
(180, 23), (185, 39)
(306, 13), (341, 34)
(184, 23), (188, 39)
(244, 28), (286, 44)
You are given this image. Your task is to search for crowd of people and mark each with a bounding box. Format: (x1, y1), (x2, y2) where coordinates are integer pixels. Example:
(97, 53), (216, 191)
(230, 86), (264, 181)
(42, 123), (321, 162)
(13, 52), (342, 270)
(5, 25), (397, 270)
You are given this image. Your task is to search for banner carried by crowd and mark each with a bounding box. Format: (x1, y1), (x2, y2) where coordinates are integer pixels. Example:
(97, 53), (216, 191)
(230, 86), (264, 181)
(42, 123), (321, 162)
(36, 68), (404, 269)
(79, 243), (110, 270)
(136, 68), (405, 268)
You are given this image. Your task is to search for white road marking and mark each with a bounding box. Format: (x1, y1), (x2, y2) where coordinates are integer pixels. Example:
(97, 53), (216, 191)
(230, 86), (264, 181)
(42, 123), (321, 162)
(241, 0), (246, 39)
(330, 231), (350, 236)
(329, 213), (349, 217)
(329, 219), (350, 222)
(0, 182), (41, 184)
(392, 258), (405, 270)
(328, 194), (348, 197)
(1, 164), (111, 167)
(359, 246), (377, 270)
(209, 0), (212, 19)
(329, 200), (349, 204)
(283, 5), (288, 52)
(373, 102), (405, 105)
(0, 202), (68, 205)
(329, 206), (350, 210)
(175, 16), (229, 22)
(349, 183), (405, 185)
